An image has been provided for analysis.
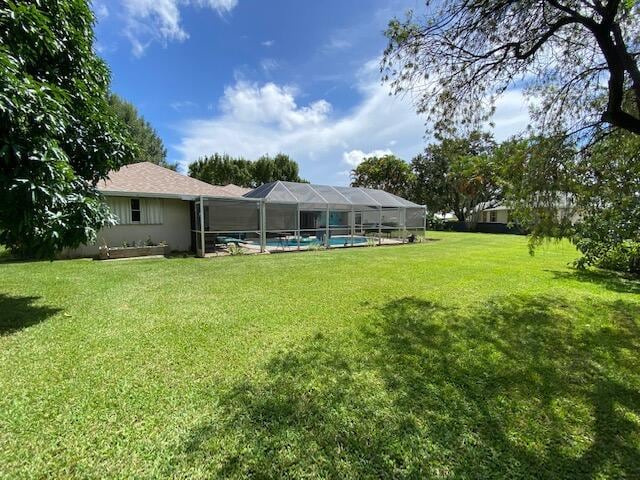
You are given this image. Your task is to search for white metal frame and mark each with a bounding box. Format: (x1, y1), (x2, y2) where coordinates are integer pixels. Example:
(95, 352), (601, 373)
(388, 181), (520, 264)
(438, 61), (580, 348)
(193, 185), (427, 256)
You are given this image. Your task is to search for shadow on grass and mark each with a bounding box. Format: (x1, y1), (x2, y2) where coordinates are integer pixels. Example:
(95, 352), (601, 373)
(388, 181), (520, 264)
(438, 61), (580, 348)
(547, 268), (640, 295)
(172, 294), (640, 478)
(0, 294), (61, 336)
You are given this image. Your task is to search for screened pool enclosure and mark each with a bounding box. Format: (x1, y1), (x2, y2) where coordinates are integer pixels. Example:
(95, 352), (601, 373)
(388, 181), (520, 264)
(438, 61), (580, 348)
(193, 181), (426, 255)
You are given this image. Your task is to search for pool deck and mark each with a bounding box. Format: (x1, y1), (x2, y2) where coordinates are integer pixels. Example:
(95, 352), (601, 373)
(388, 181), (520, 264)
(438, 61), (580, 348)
(201, 237), (406, 257)
(241, 237), (403, 254)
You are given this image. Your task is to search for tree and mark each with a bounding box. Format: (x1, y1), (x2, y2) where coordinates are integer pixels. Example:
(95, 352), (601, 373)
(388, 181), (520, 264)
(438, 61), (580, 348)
(497, 131), (640, 272)
(188, 154), (254, 187)
(413, 131), (498, 222)
(573, 129), (640, 272)
(108, 94), (175, 170)
(493, 135), (579, 243)
(188, 153), (306, 187)
(382, 0), (640, 141)
(252, 153), (306, 185)
(0, 0), (134, 257)
(350, 155), (415, 198)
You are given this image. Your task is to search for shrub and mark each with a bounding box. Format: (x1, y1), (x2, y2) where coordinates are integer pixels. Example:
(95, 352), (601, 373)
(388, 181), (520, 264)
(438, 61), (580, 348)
(227, 243), (246, 256)
(307, 242), (326, 252)
(592, 241), (640, 275)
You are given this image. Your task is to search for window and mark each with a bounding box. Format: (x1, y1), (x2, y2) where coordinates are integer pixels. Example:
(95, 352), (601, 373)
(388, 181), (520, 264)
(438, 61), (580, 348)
(329, 211), (349, 227)
(490, 211), (497, 223)
(131, 198), (141, 223)
(300, 211), (326, 230)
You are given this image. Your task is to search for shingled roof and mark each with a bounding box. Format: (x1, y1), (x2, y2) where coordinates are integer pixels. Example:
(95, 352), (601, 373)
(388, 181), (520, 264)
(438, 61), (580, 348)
(98, 162), (243, 199)
(221, 183), (252, 196)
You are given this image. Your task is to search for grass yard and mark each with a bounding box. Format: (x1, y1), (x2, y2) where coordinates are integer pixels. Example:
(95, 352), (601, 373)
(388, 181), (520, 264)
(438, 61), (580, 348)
(0, 232), (639, 479)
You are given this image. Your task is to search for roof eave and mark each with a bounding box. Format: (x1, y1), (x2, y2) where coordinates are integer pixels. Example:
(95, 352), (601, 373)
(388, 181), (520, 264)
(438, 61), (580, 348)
(101, 190), (247, 201)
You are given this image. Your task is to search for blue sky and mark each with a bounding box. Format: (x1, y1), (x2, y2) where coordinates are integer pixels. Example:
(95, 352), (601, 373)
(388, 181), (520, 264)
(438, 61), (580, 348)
(93, 0), (530, 185)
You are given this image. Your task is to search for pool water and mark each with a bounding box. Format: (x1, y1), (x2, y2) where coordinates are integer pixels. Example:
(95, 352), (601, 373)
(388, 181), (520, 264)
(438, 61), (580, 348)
(265, 236), (369, 247)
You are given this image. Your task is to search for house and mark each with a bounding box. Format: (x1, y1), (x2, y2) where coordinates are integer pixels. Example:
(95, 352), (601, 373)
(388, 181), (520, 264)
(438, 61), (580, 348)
(66, 162), (426, 258)
(473, 195), (578, 233)
(65, 162), (249, 257)
(477, 194), (578, 226)
(478, 204), (510, 225)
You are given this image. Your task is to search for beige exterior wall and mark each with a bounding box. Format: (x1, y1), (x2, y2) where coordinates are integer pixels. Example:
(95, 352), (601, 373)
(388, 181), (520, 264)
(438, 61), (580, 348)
(61, 196), (192, 258)
(480, 206), (580, 226)
(480, 209), (509, 224)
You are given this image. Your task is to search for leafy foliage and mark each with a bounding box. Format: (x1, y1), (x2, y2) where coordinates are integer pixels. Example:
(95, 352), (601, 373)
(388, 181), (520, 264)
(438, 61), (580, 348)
(494, 135), (579, 250)
(252, 153), (307, 185)
(0, 0), (134, 257)
(497, 130), (640, 273)
(108, 94), (174, 170)
(350, 154), (415, 198)
(572, 130), (640, 273)
(412, 131), (499, 222)
(226, 243), (246, 256)
(382, 0), (640, 141)
(188, 153), (254, 187)
(188, 152), (306, 187)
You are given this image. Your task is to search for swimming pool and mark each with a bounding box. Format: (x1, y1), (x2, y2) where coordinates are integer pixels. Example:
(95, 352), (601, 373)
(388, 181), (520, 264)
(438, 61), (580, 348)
(262, 235), (370, 248)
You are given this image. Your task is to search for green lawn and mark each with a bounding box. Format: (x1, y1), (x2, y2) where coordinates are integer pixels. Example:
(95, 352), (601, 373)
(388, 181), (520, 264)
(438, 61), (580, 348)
(1, 232), (639, 479)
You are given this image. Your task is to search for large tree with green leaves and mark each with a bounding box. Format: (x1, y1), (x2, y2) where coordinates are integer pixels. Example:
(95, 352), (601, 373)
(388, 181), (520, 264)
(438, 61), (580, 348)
(350, 154), (415, 198)
(413, 131), (498, 222)
(382, 0), (640, 141)
(108, 94), (175, 170)
(493, 135), (578, 243)
(252, 153), (306, 185)
(188, 153), (254, 187)
(0, 0), (134, 257)
(497, 132), (640, 273)
(573, 130), (640, 273)
(188, 152), (306, 188)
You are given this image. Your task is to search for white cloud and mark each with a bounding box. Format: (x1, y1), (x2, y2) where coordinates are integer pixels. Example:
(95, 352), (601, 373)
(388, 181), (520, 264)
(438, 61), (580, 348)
(172, 60), (531, 184)
(219, 81), (331, 130)
(491, 90), (532, 140)
(324, 38), (352, 50)
(122, 0), (238, 56)
(93, 1), (109, 19)
(260, 58), (279, 74)
(170, 100), (197, 111)
(261, 40), (275, 47)
(342, 149), (394, 167)
(95, 41), (118, 55)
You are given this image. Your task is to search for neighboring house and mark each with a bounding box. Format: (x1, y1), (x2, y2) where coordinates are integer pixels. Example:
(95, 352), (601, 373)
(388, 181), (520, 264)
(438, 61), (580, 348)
(433, 195), (577, 234)
(478, 204), (510, 225)
(477, 194), (578, 226)
(64, 162), (247, 257)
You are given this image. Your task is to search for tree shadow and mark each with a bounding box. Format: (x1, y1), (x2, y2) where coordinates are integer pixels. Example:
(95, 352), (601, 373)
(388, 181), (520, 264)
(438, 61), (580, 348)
(0, 294), (61, 335)
(547, 268), (640, 294)
(171, 294), (640, 478)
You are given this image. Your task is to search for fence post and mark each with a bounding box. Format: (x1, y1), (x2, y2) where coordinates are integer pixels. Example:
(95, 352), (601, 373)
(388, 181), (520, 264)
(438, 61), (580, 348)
(378, 206), (382, 246)
(325, 205), (330, 248)
(402, 207), (407, 244)
(259, 200), (266, 253)
(296, 203), (301, 250)
(350, 206), (355, 247)
(199, 196), (205, 257)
